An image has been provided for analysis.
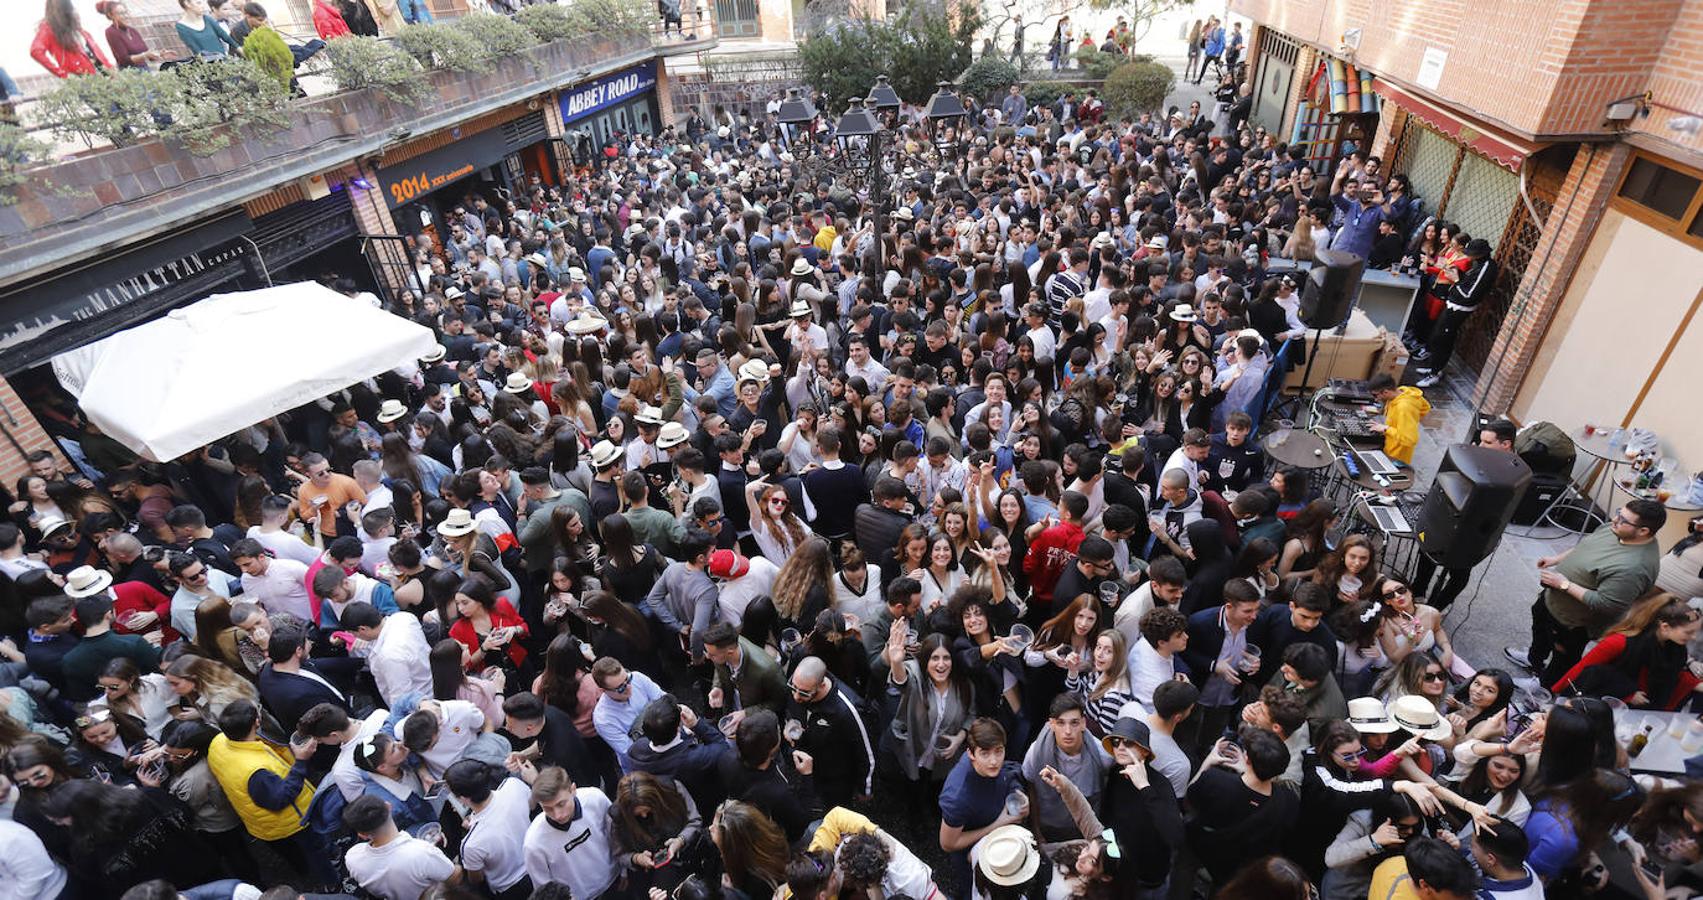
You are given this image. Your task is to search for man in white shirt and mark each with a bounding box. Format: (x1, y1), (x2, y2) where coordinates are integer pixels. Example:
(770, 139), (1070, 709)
(398, 698), (489, 777)
(589, 658), (666, 771)
(523, 766), (618, 900)
(1126, 607), (1189, 713)
(447, 760), (535, 899)
(299, 703), (390, 802)
(1162, 428), (1213, 492)
(357, 508), (398, 577)
(708, 549), (778, 626)
(343, 794), (460, 900)
(0, 523), (48, 582)
(343, 603), (432, 707)
(230, 539), (314, 622)
(844, 335), (890, 394)
(246, 495), (320, 566)
(352, 460), (392, 514)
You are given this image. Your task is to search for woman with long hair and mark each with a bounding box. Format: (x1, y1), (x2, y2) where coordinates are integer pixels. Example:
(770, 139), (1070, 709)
(883, 522), (931, 593)
(1372, 573), (1458, 674)
(1656, 514), (1703, 598)
(577, 589), (661, 675)
(967, 526), (1025, 626)
(1231, 536), (1281, 600)
(1526, 767), (1647, 883)
(1453, 751), (1531, 826)
(382, 431), (451, 499)
(1330, 600), (1389, 699)
(915, 531), (966, 614)
(532, 632), (599, 737)
(231, 475), (271, 531)
(193, 594), (247, 675)
(447, 573), (529, 678)
(1445, 668), (1515, 741)
(1216, 855), (1314, 900)
(949, 586), (1028, 747)
(1553, 594), (1701, 709)
(1066, 628), (1136, 738)
(164, 654), (258, 723)
(548, 506), (598, 579)
(1533, 697), (1620, 791)
(3, 736), (86, 867)
(91, 655), (177, 739)
(745, 479), (809, 565)
(1293, 720), (1426, 879)
(428, 637), (503, 724)
(67, 707), (150, 785)
(595, 513), (667, 609)
(770, 536), (833, 632)
(882, 628), (975, 822)
(939, 501), (977, 564)
(833, 542), (883, 622)
(1278, 498), (1338, 581)
(611, 771), (703, 895)
(1313, 534), (1378, 608)
(38, 776), (221, 894)
(1374, 652), (1450, 710)
(711, 800), (790, 898)
(33, 0), (116, 78)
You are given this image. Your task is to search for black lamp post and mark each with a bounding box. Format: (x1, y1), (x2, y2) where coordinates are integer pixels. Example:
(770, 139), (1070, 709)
(868, 75), (902, 127)
(922, 81), (969, 159)
(834, 96), (887, 243)
(775, 87), (818, 156)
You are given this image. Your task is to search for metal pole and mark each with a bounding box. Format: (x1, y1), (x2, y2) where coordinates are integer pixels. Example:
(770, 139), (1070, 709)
(871, 126), (887, 248)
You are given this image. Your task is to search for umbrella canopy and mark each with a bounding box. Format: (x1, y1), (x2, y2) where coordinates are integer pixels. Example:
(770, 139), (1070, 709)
(53, 281), (436, 462)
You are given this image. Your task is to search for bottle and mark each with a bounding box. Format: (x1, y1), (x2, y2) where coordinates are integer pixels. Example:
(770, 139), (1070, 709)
(1628, 722), (1654, 758)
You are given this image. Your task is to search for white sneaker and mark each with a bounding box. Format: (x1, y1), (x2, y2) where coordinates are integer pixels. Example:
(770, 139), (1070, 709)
(1415, 372), (1442, 388)
(1504, 647), (1534, 670)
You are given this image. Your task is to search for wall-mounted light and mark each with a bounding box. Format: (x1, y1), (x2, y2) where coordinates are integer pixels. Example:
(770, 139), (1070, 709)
(351, 177), (374, 191)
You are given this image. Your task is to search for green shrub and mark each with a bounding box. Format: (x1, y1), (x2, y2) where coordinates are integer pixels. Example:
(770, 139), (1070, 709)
(0, 123), (51, 201)
(563, 0), (653, 36)
(515, 3), (577, 42)
(323, 35), (429, 105)
(396, 21), (495, 73)
(167, 57), (292, 153)
(1024, 79), (1065, 111)
(959, 56), (1020, 109)
(799, 6), (981, 108)
(1075, 46), (1124, 80)
(450, 12), (537, 57)
(243, 25), (295, 92)
(1102, 59), (1174, 117)
(37, 68), (164, 148)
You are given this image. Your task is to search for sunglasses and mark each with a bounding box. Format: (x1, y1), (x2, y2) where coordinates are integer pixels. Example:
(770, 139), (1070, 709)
(768, 498), (789, 507)
(1382, 585), (1410, 599)
(1422, 671), (1446, 683)
(1335, 748), (1366, 762)
(601, 674), (632, 694)
(789, 682), (817, 697)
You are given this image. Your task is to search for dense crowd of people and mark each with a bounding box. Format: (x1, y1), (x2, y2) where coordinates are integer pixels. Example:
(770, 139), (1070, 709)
(2, 25), (1703, 900)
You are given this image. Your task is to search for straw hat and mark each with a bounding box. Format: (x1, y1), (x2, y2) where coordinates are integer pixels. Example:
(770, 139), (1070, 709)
(589, 440), (623, 469)
(419, 345), (447, 364)
(37, 516), (73, 540)
(789, 299), (813, 318)
(565, 313), (608, 335)
(375, 399), (409, 423)
(503, 372), (534, 395)
(1346, 697), (1398, 734)
(737, 359), (771, 384)
(437, 508), (478, 538)
(977, 825), (1042, 886)
(568, 267), (588, 284)
(634, 405), (665, 426)
(443, 286), (465, 300)
(893, 207), (915, 221)
(1168, 304), (1199, 323)
(1387, 695), (1453, 740)
(657, 422), (689, 449)
(64, 565), (114, 599)
(525, 252), (548, 269)
(791, 257), (814, 277)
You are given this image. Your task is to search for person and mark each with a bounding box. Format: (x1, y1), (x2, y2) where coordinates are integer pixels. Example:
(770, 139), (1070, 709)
(445, 758), (535, 900)
(499, 691), (596, 790)
(1368, 835), (1479, 900)
(255, 625), (349, 734)
(294, 452), (367, 537)
(590, 656), (667, 771)
(33, 0), (116, 77)
(1365, 373), (1429, 466)
(36, 776), (223, 894)
(230, 538), (313, 622)
(0, 814), (66, 900)
(1551, 593), (1701, 709)
(624, 695), (732, 812)
(1066, 627), (1137, 737)
(523, 764), (618, 897)
(939, 717), (1027, 891)
(882, 626), (975, 819)
(1127, 605), (1189, 712)
(787, 655), (877, 809)
(711, 799), (792, 898)
(60, 591), (161, 703)
(608, 771), (702, 896)
(796, 805), (943, 898)
(1509, 498), (1665, 685)
(206, 700), (331, 887)
(704, 620), (788, 727)
(341, 794), (461, 900)
(1185, 727), (1300, 887)
(1414, 239), (1498, 388)
(1021, 693), (1111, 842)
(1099, 714), (1184, 896)
(339, 600), (433, 707)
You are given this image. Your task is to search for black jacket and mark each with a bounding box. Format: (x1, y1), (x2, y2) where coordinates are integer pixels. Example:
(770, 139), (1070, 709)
(625, 717), (734, 812)
(258, 662), (350, 735)
(786, 677), (876, 808)
(1446, 257), (1498, 310)
(853, 503), (912, 566)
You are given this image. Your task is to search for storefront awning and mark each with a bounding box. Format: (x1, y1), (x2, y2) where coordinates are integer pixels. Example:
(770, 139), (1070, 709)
(1373, 79), (1546, 172)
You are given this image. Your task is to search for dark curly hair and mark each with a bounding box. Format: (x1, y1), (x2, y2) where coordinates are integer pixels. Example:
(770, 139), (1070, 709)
(837, 831), (891, 890)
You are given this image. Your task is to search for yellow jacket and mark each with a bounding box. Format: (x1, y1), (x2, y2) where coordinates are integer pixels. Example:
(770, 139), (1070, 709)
(207, 734), (312, 841)
(1382, 386), (1430, 464)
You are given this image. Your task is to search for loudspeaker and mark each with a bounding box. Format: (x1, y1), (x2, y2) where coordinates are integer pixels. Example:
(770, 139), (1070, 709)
(1511, 472), (1569, 527)
(1300, 248), (1366, 327)
(1417, 444), (1533, 569)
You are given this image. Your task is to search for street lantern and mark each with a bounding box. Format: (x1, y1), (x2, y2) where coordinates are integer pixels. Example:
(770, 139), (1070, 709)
(834, 97), (880, 174)
(868, 75), (902, 117)
(922, 81), (968, 157)
(776, 87), (818, 154)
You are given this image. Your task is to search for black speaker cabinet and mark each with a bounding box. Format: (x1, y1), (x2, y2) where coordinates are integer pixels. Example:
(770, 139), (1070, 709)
(1300, 248), (1366, 328)
(1417, 444), (1533, 569)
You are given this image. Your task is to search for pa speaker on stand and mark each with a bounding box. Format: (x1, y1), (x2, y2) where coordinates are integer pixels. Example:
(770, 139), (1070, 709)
(1285, 249), (1366, 423)
(1416, 444), (1533, 570)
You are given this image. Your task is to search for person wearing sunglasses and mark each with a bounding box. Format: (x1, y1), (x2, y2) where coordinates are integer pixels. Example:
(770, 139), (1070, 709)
(588, 657), (666, 773)
(1095, 715), (1182, 897)
(1292, 720), (1442, 880)
(785, 656), (876, 812)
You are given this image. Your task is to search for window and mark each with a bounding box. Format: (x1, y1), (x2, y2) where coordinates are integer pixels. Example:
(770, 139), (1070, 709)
(1617, 157), (1700, 220)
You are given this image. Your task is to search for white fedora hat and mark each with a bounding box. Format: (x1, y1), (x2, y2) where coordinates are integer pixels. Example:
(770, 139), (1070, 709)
(634, 405), (665, 426)
(789, 299), (813, 318)
(657, 421), (689, 449)
(64, 565), (114, 599)
(1387, 695), (1453, 740)
(436, 508), (478, 538)
(791, 257), (814, 277)
(976, 824), (1042, 886)
(1346, 697), (1398, 734)
(589, 440), (623, 469)
(376, 399), (409, 423)
(419, 344), (447, 364)
(503, 372), (534, 395)
(1168, 304), (1199, 323)
(565, 313), (608, 335)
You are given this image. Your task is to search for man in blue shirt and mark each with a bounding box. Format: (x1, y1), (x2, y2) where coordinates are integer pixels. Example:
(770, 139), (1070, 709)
(940, 718), (1027, 892)
(1329, 171), (1396, 261)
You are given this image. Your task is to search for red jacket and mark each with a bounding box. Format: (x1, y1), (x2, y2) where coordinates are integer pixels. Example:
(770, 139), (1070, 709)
(313, 1), (352, 39)
(31, 21), (114, 78)
(1022, 520), (1086, 606)
(1552, 632), (1701, 711)
(448, 599), (530, 670)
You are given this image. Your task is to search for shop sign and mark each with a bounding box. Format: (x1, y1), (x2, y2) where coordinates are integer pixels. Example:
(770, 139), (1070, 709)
(375, 126), (513, 210)
(558, 61), (658, 125)
(0, 211), (253, 373)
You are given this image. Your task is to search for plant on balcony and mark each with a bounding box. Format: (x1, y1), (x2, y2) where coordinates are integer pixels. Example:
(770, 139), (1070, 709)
(1101, 58), (1175, 116)
(0, 124), (51, 200)
(562, 0), (654, 37)
(450, 12), (537, 57)
(514, 3), (577, 42)
(36, 67), (167, 150)
(243, 25), (297, 92)
(168, 57), (293, 153)
(395, 21), (495, 74)
(323, 34), (429, 105)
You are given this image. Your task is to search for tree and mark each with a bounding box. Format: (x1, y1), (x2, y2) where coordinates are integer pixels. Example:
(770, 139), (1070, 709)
(798, 5), (982, 109)
(1101, 58), (1174, 117)
(1087, 0), (1192, 45)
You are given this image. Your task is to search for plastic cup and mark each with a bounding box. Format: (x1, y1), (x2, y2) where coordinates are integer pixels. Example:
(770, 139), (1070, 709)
(416, 822), (443, 846)
(934, 733), (954, 753)
(1668, 716), (1689, 739)
(781, 628), (802, 653)
(1240, 644), (1262, 674)
(1099, 583), (1121, 607)
(719, 713), (738, 735)
(1683, 721), (1703, 754)
(1604, 696), (1629, 712)
(1008, 624), (1034, 649)
(1004, 789), (1029, 818)
(784, 719), (805, 744)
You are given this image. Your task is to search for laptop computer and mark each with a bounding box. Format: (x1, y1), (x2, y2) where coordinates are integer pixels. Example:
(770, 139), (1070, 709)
(1327, 379), (1374, 403)
(1367, 502), (1412, 534)
(1355, 449), (1401, 477)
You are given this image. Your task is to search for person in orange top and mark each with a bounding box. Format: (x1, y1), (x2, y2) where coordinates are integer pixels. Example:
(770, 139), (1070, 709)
(294, 452), (366, 538)
(33, 0), (116, 78)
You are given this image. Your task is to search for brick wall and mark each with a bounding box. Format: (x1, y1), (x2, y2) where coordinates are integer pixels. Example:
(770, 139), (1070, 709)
(1472, 142), (1630, 411)
(0, 376), (62, 485)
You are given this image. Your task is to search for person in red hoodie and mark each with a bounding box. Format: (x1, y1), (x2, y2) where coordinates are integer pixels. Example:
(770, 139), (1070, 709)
(32, 0), (116, 78)
(1552, 595), (1702, 711)
(312, 0), (352, 39)
(1023, 489), (1089, 615)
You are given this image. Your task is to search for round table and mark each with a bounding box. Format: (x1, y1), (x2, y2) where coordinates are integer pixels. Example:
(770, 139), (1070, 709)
(1533, 426), (1642, 535)
(1261, 428), (1332, 469)
(1336, 459), (1416, 492)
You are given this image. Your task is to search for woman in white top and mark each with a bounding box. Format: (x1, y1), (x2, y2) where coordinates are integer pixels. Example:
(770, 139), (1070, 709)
(89, 658), (177, 740)
(1372, 574), (1460, 675)
(1331, 599), (1390, 699)
(746, 480), (809, 566)
(776, 405), (823, 474)
(914, 532), (966, 614)
(833, 543), (883, 623)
